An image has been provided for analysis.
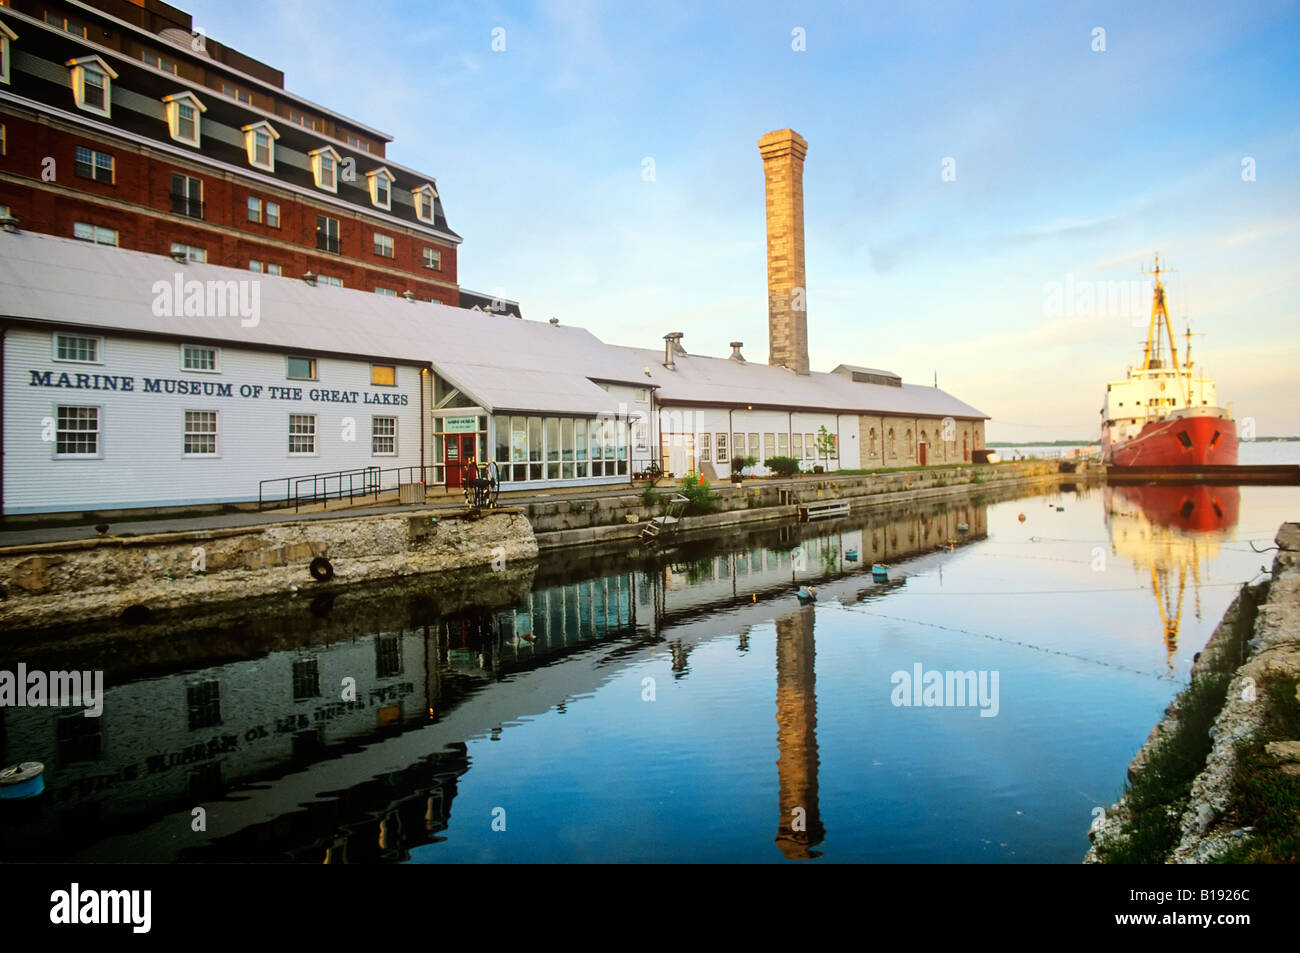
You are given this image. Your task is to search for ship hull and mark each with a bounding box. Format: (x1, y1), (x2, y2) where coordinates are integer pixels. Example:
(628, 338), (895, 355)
(1104, 411), (1237, 467)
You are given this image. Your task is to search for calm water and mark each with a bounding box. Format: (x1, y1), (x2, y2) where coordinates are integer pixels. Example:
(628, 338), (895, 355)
(2, 480), (1296, 863)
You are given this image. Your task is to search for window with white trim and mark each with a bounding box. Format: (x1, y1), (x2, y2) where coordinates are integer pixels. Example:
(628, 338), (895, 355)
(372, 416), (397, 455)
(170, 242), (206, 262)
(413, 184), (436, 224)
(286, 356), (318, 380)
(266, 201), (280, 228)
(163, 92), (205, 147)
(249, 260), (281, 276)
(73, 222), (118, 245)
(223, 83), (251, 104)
(171, 173), (203, 219)
(242, 121), (278, 171)
(375, 287), (396, 297)
(67, 56), (116, 118)
(422, 247), (441, 270)
(55, 406), (99, 456)
(184, 411), (218, 455)
(367, 168), (393, 209)
(54, 334), (101, 363)
(0, 22), (15, 86)
(288, 414), (316, 455)
(289, 109), (320, 131)
(373, 232), (393, 257)
(319, 275), (343, 288)
(247, 196), (262, 223)
(310, 147), (340, 193)
(182, 345), (219, 372)
(74, 146), (114, 184)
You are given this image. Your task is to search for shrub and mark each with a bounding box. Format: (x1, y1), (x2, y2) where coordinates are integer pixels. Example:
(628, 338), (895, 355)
(764, 455), (801, 478)
(678, 473), (719, 515)
(731, 455), (748, 473)
(641, 486), (664, 508)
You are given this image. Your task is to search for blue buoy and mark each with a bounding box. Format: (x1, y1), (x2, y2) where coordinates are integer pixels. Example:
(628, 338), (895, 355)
(845, 550), (859, 561)
(871, 564), (889, 581)
(0, 762), (45, 800)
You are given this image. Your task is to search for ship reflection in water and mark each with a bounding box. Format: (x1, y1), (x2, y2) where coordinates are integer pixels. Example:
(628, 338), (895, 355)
(1, 494), (988, 864)
(1105, 483), (1241, 671)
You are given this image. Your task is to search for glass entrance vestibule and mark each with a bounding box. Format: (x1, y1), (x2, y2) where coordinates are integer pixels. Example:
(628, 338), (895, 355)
(491, 414), (630, 487)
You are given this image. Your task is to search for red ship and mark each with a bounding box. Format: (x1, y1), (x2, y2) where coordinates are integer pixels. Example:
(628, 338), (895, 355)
(1100, 255), (1238, 467)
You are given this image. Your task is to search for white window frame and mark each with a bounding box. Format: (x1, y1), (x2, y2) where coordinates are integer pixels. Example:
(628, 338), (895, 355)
(413, 184), (437, 224)
(265, 200), (280, 228)
(53, 404), (101, 459)
(52, 332), (103, 364)
(309, 146), (341, 193)
(375, 287), (396, 297)
(73, 222), (118, 245)
(183, 410), (219, 457)
(247, 195), (262, 223)
(367, 167), (394, 210)
(0, 23), (17, 86)
(170, 242), (206, 262)
(66, 55), (117, 118)
(422, 246), (441, 270)
(75, 145), (114, 183)
(286, 356), (318, 381)
(319, 275), (343, 288)
(181, 344), (220, 373)
(371, 416), (398, 456)
(373, 232), (394, 258)
(163, 91), (205, 147)
(288, 413), (317, 456)
(241, 120), (279, 172)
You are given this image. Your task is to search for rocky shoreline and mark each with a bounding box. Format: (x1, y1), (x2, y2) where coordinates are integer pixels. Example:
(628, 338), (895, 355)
(1085, 522), (1300, 863)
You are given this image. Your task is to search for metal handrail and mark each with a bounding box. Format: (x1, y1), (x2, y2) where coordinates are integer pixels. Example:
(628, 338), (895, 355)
(258, 465), (441, 512)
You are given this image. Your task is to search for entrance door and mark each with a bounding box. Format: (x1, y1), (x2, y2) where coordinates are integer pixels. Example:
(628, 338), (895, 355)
(445, 435), (477, 487)
(919, 442), (927, 466)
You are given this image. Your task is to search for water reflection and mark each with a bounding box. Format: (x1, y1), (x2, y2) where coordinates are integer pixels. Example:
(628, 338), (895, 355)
(1, 491), (1009, 862)
(1105, 484), (1240, 670)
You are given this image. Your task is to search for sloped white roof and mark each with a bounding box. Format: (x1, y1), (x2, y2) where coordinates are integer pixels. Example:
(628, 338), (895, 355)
(623, 346), (988, 420)
(0, 231), (646, 416)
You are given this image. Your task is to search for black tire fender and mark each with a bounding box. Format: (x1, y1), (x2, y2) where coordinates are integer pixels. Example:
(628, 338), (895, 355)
(309, 556), (334, 582)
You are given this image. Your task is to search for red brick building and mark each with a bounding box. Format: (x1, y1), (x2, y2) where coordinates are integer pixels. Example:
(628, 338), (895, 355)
(0, 0), (518, 313)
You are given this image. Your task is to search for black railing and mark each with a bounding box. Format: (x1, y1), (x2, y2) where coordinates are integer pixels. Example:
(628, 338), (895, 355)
(259, 465), (442, 512)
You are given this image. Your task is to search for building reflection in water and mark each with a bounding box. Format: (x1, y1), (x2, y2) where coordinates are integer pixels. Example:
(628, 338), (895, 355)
(1, 492), (1003, 862)
(773, 605), (825, 859)
(1105, 484), (1240, 670)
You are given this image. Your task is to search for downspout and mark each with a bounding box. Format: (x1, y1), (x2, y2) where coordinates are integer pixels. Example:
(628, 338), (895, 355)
(419, 365), (427, 483)
(787, 410), (792, 468)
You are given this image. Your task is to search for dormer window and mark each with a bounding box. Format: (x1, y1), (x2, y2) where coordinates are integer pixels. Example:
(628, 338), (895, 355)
(242, 120), (279, 172)
(0, 22), (16, 86)
(67, 55), (117, 118)
(310, 146), (341, 193)
(163, 91), (206, 147)
(413, 183), (437, 224)
(367, 167), (394, 210)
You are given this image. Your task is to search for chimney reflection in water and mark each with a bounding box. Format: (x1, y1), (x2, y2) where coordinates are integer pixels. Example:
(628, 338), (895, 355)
(773, 604), (825, 859)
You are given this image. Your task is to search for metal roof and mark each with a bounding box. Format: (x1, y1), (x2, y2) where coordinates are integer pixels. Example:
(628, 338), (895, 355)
(623, 346), (988, 420)
(0, 231), (645, 416)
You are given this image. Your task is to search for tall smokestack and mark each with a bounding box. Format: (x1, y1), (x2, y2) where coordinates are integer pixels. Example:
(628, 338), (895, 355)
(758, 128), (810, 376)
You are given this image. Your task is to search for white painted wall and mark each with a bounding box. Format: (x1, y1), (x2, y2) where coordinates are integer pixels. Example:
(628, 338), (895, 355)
(4, 328), (424, 513)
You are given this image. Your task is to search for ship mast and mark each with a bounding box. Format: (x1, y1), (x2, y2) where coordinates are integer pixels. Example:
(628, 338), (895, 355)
(1140, 254), (1181, 373)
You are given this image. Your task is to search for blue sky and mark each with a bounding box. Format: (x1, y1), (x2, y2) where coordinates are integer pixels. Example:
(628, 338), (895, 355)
(188, 0), (1300, 440)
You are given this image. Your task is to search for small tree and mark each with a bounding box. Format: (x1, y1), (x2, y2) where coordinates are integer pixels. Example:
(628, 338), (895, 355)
(814, 426), (837, 461)
(678, 473), (719, 515)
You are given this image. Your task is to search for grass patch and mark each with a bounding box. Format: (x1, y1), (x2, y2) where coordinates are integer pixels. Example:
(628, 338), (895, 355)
(1096, 585), (1261, 863)
(1213, 676), (1300, 864)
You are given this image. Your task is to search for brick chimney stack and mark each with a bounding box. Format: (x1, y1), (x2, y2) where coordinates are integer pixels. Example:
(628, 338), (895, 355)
(758, 128), (810, 376)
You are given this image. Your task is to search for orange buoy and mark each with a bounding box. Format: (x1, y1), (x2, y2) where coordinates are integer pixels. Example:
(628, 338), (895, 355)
(1018, 513), (1026, 522)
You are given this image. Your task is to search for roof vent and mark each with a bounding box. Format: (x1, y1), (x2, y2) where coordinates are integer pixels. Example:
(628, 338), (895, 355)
(403, 290), (415, 302)
(549, 317), (559, 326)
(663, 332), (685, 369)
(302, 271), (317, 286)
(729, 341), (746, 362)
(170, 248), (188, 263)
(0, 214), (19, 233)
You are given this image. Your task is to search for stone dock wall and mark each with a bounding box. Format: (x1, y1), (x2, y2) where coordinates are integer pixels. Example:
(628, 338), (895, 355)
(0, 508), (537, 632)
(1085, 522), (1300, 863)
(533, 461), (1063, 548)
